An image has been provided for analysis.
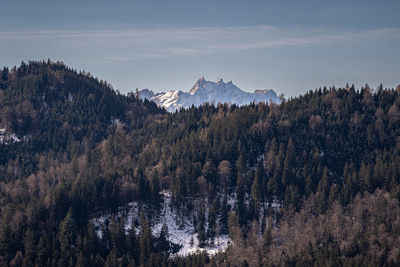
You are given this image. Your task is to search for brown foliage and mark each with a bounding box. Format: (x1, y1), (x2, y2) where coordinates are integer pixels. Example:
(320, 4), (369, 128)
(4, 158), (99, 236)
(221, 190), (400, 266)
(309, 114), (323, 131)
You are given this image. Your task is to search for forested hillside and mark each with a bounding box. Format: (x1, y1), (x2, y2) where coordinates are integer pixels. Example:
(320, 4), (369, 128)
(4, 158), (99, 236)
(1, 61), (400, 266)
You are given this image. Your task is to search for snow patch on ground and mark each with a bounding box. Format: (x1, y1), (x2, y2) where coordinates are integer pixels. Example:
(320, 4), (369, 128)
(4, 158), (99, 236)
(154, 193), (231, 256)
(91, 191), (281, 257)
(0, 131), (21, 144)
(91, 191), (232, 257)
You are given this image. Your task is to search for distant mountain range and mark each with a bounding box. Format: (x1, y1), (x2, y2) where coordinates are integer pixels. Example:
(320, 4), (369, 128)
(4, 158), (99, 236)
(139, 77), (281, 112)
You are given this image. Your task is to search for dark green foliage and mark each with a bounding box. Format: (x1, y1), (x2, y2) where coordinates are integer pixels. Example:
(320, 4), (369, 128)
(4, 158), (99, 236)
(251, 160), (265, 208)
(219, 197), (229, 235)
(197, 208), (207, 248)
(155, 223), (170, 254)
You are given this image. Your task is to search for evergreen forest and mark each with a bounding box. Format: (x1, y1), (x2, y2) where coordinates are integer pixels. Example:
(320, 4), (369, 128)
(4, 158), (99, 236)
(1, 61), (400, 266)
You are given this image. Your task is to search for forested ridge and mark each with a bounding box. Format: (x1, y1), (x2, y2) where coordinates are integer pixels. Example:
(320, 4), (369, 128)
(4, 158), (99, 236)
(1, 61), (400, 266)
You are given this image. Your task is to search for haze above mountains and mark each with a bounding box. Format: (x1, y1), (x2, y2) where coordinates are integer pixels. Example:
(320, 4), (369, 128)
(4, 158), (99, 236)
(139, 77), (280, 112)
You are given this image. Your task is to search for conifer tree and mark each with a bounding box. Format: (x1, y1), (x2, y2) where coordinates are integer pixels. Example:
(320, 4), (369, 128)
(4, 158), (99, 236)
(251, 160), (265, 208)
(197, 209), (206, 247)
(139, 215), (152, 265)
(58, 208), (77, 263)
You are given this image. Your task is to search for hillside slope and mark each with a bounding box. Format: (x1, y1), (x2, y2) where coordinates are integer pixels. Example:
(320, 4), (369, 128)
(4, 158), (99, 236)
(1, 62), (400, 266)
(0, 61), (162, 150)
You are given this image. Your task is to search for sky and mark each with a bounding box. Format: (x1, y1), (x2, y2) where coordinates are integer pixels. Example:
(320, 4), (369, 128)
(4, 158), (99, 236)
(1, 0), (399, 97)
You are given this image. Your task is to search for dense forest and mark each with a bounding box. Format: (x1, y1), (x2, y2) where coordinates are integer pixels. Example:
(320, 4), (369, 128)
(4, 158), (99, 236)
(1, 61), (400, 266)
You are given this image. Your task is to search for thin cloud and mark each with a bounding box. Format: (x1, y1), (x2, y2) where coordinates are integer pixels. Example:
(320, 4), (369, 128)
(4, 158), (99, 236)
(201, 28), (400, 52)
(0, 25), (277, 40)
(104, 27), (400, 61)
(1, 26), (399, 62)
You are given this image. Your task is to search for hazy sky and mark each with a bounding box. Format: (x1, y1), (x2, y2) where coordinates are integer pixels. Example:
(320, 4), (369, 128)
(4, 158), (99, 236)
(1, 0), (399, 96)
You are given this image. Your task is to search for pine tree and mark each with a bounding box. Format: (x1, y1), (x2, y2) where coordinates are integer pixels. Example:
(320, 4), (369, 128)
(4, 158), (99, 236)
(23, 229), (35, 264)
(150, 169), (161, 207)
(282, 138), (295, 186)
(359, 161), (371, 192)
(236, 154), (247, 227)
(197, 209), (206, 247)
(269, 143), (285, 195)
(139, 215), (152, 265)
(36, 234), (50, 266)
(220, 197), (229, 235)
(251, 160), (265, 208)
(58, 208), (77, 262)
(208, 202), (217, 241)
(109, 217), (125, 250)
(126, 219), (138, 261)
(263, 223), (273, 249)
(241, 259), (250, 267)
(157, 223), (170, 254)
(316, 167), (329, 213)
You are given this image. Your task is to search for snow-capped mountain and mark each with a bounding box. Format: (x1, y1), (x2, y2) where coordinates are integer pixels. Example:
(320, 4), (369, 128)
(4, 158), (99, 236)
(139, 77), (280, 112)
(137, 88), (155, 101)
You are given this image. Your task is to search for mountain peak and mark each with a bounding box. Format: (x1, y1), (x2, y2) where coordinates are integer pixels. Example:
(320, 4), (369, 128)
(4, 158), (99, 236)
(150, 76), (280, 112)
(196, 76), (206, 85)
(138, 88), (155, 100)
(190, 76), (208, 94)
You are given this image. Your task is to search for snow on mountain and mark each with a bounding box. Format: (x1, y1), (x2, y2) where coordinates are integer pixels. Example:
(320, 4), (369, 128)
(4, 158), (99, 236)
(137, 88), (154, 101)
(139, 77), (281, 112)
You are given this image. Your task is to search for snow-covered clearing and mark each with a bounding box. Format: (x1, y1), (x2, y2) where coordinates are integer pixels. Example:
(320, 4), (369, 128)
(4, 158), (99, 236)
(92, 191), (232, 257)
(92, 190), (281, 257)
